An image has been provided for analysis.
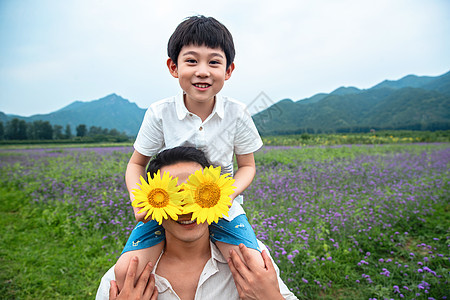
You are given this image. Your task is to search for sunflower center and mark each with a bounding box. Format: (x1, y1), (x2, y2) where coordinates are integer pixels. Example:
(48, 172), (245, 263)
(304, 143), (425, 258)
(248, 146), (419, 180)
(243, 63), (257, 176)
(147, 188), (170, 208)
(195, 183), (221, 208)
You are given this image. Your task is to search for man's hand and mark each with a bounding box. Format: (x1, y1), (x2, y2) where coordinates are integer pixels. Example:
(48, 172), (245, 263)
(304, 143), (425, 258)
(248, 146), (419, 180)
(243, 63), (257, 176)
(109, 256), (158, 300)
(228, 244), (284, 300)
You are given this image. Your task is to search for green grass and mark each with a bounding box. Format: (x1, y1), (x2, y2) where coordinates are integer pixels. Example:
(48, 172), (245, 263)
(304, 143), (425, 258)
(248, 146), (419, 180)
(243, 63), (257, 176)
(255, 143), (449, 166)
(0, 142), (132, 150)
(0, 142), (448, 299)
(0, 188), (114, 299)
(261, 130), (450, 146)
(1, 130), (449, 149)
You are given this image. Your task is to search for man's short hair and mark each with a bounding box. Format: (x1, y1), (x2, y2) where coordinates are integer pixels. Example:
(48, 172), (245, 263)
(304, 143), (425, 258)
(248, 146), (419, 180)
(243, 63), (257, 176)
(147, 146), (210, 178)
(167, 15), (235, 69)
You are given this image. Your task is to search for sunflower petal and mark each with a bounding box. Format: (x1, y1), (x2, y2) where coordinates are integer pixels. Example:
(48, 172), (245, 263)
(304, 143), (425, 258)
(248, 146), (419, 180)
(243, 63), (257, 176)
(181, 166), (234, 224)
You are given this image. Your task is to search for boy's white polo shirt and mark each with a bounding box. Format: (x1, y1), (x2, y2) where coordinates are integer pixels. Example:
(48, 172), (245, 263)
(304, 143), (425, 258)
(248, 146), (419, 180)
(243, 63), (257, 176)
(134, 92), (263, 220)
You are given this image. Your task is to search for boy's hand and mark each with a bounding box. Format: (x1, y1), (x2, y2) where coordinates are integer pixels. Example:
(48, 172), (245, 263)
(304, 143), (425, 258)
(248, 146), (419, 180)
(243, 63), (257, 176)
(133, 207), (150, 223)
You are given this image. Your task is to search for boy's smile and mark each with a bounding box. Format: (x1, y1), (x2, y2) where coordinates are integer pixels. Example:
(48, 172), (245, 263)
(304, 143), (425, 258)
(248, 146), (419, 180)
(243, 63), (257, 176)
(167, 44), (234, 110)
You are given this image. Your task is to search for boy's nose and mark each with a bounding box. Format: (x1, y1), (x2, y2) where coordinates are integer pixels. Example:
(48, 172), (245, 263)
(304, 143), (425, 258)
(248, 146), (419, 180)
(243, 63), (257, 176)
(195, 64), (210, 77)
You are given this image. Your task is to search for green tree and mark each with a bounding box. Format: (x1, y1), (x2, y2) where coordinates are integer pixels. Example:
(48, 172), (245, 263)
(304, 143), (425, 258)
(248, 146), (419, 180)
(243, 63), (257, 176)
(109, 128), (119, 136)
(30, 120), (53, 140)
(0, 121), (4, 140)
(64, 124), (72, 139)
(53, 125), (64, 140)
(88, 126), (102, 136)
(26, 122), (36, 139)
(41, 121), (53, 139)
(76, 124), (87, 137)
(5, 118), (27, 140)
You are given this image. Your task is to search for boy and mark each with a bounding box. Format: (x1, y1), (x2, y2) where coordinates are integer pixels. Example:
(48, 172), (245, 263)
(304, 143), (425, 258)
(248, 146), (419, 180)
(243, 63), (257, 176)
(115, 15), (264, 289)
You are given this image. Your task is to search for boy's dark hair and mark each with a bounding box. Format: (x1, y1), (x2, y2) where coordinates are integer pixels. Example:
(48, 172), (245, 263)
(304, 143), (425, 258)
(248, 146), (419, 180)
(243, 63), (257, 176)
(147, 146), (210, 178)
(167, 15), (235, 69)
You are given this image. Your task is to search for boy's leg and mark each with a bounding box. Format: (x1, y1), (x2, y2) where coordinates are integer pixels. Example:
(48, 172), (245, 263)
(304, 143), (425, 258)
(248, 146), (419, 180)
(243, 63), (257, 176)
(114, 242), (164, 290)
(114, 220), (165, 290)
(215, 241), (264, 268)
(210, 214), (264, 268)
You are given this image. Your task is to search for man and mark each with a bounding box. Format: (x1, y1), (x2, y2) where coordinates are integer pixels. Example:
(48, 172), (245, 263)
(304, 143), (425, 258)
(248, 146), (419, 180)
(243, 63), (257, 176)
(96, 147), (298, 300)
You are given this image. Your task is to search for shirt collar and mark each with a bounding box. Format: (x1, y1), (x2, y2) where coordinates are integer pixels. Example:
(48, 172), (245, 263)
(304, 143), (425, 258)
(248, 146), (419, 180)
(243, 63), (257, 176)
(210, 240), (228, 265)
(175, 92), (190, 120)
(152, 251), (170, 293)
(175, 92), (225, 120)
(213, 94), (225, 119)
(152, 241), (227, 293)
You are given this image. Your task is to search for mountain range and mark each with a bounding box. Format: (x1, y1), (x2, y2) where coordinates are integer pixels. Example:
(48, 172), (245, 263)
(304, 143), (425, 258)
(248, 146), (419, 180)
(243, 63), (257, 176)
(0, 94), (145, 135)
(252, 71), (450, 135)
(1, 70), (449, 136)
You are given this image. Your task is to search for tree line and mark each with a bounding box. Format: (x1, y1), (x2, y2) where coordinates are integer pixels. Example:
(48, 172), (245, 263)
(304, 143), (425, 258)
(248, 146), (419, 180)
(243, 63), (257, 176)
(258, 122), (450, 136)
(0, 118), (129, 142)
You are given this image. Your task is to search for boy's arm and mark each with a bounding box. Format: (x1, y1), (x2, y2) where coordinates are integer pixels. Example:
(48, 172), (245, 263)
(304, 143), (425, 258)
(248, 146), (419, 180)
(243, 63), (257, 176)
(232, 153), (256, 200)
(126, 150), (151, 222)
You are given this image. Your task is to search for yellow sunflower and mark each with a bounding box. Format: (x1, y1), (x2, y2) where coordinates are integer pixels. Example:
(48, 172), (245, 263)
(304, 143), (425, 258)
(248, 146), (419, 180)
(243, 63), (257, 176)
(132, 170), (184, 225)
(183, 166), (236, 224)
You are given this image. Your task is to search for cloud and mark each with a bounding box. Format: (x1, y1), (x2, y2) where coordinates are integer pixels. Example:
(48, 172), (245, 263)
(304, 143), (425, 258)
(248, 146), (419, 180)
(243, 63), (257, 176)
(1, 0), (449, 115)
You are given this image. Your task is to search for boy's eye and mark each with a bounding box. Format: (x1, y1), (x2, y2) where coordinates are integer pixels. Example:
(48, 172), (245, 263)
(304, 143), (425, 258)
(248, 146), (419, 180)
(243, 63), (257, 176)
(210, 60), (221, 65)
(186, 59), (197, 64)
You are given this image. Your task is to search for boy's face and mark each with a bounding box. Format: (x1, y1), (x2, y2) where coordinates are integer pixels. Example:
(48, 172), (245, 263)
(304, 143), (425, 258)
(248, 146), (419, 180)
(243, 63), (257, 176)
(167, 44), (235, 106)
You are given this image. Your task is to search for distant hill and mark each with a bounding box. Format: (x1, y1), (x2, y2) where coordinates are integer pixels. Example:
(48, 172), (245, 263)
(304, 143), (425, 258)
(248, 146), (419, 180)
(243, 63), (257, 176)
(1, 94), (146, 135)
(253, 71), (450, 135)
(371, 74), (436, 90)
(1, 71), (449, 137)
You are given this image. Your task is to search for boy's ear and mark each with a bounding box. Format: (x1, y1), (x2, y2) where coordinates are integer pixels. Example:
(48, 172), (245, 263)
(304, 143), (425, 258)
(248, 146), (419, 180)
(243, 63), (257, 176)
(167, 58), (179, 78)
(225, 62), (235, 81)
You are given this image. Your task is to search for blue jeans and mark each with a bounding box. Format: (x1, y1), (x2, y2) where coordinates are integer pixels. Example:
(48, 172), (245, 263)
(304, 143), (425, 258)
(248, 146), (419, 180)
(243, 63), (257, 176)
(121, 214), (260, 254)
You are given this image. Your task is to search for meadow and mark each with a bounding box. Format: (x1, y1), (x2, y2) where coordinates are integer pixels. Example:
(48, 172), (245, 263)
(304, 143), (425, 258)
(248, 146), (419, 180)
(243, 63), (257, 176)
(0, 142), (448, 299)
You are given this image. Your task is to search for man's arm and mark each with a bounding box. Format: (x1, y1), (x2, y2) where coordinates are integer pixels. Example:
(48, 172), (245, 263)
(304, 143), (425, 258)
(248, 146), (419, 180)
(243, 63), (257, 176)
(126, 150), (151, 221)
(228, 244), (299, 300)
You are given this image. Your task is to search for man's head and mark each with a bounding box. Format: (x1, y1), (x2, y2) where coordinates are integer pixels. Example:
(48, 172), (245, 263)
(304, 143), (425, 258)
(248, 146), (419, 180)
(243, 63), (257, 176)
(147, 146), (212, 243)
(147, 146), (210, 178)
(167, 15), (235, 70)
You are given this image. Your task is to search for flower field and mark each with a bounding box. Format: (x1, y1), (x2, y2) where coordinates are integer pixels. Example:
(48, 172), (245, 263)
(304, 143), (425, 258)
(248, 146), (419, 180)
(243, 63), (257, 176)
(0, 143), (449, 299)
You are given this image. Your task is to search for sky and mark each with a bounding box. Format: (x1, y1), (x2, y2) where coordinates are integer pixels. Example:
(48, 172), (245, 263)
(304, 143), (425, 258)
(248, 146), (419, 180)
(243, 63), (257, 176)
(0, 0), (449, 117)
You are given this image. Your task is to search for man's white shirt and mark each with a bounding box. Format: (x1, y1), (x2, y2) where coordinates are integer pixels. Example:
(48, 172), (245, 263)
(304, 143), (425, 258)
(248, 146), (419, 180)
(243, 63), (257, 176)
(96, 241), (298, 300)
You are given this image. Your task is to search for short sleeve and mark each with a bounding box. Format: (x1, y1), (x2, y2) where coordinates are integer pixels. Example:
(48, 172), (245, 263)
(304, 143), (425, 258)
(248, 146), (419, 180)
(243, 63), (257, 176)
(257, 241), (299, 300)
(234, 107), (263, 155)
(95, 265), (115, 300)
(133, 106), (165, 156)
